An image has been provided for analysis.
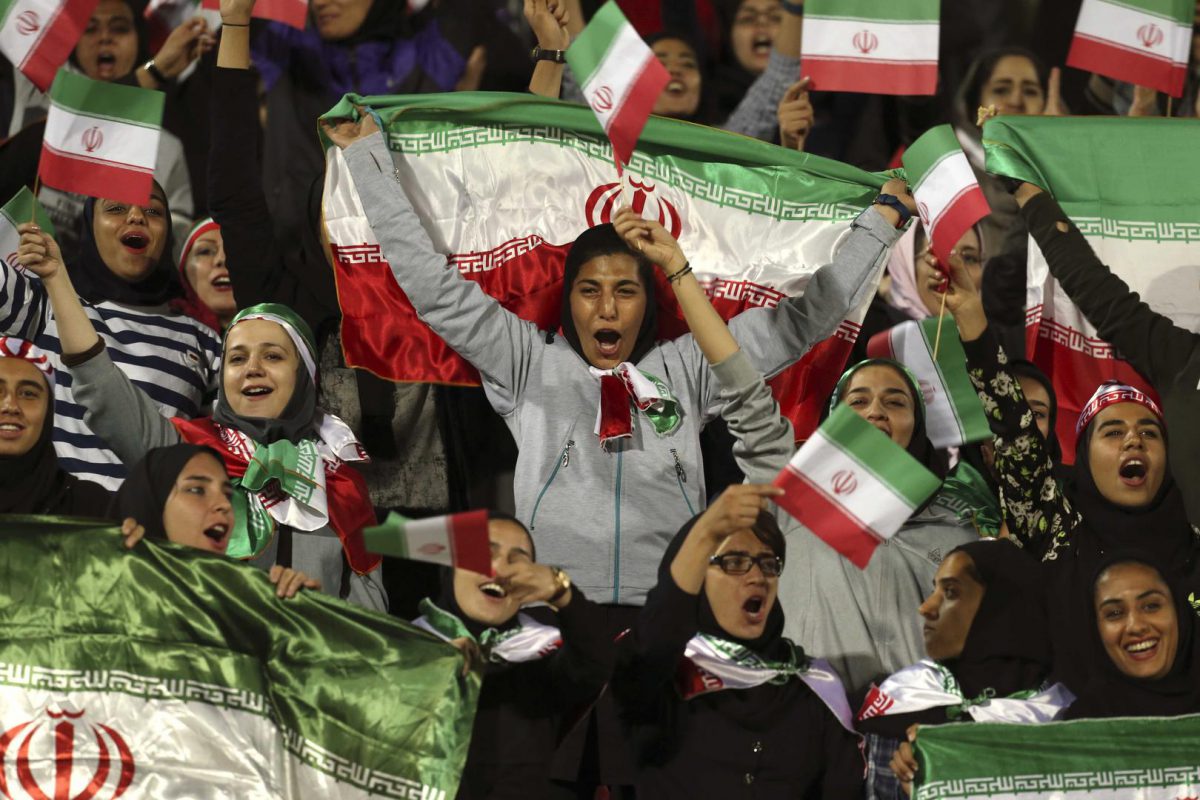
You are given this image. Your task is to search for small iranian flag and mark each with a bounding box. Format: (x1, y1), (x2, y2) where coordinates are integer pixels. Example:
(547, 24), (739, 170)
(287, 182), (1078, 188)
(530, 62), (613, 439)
(39, 69), (162, 206)
(867, 317), (992, 449)
(1067, 0), (1192, 98)
(566, 1), (670, 169)
(200, 0), (307, 30)
(0, 187), (54, 274)
(800, 0), (940, 96)
(773, 404), (942, 569)
(903, 124), (990, 265)
(0, 0), (98, 91)
(364, 509), (494, 576)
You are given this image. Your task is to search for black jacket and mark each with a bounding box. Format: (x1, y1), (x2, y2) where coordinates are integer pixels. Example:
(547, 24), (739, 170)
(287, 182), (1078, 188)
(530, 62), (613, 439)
(613, 578), (863, 799)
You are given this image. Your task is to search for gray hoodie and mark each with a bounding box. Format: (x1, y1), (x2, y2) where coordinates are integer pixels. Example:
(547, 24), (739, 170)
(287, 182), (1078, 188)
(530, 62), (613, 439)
(345, 133), (900, 606)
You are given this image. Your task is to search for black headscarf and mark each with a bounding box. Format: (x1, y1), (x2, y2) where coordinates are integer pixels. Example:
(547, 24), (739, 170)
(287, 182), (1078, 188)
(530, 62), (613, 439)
(318, 0), (409, 46)
(109, 444), (224, 540)
(559, 223), (659, 368)
(859, 539), (1052, 737)
(1009, 359), (1062, 465)
(1065, 553), (1200, 719)
(73, 188), (181, 306)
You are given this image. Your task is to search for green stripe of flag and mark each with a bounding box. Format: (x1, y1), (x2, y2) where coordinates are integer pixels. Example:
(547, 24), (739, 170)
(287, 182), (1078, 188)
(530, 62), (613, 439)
(804, 0), (940, 22)
(1101, 0), (1193, 23)
(901, 124), (960, 189)
(0, 0), (17, 27)
(563, 1), (628, 83)
(0, 187), (55, 236)
(49, 69), (164, 128)
(916, 317), (992, 442)
(822, 404), (942, 506)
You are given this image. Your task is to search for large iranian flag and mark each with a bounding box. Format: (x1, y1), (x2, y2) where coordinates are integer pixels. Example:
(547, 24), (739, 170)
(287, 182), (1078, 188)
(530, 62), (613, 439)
(321, 92), (890, 440)
(39, 68), (162, 206)
(773, 404), (942, 568)
(0, 517), (477, 799)
(1067, 0), (1193, 98)
(800, 0), (940, 96)
(0, 187), (54, 273)
(913, 715), (1200, 799)
(983, 115), (1200, 460)
(0, 0), (98, 91)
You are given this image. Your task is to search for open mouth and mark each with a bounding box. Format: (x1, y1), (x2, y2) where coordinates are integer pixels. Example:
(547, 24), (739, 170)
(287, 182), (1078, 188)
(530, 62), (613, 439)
(1118, 458), (1147, 486)
(120, 231), (149, 252)
(594, 329), (621, 358)
(666, 79), (686, 94)
(1124, 638), (1159, 660)
(241, 385), (273, 399)
(96, 52), (117, 72)
(742, 595), (766, 621)
(202, 523), (229, 550)
(211, 274), (232, 291)
(752, 35), (772, 56)
(0, 421), (26, 439)
(479, 581), (508, 600)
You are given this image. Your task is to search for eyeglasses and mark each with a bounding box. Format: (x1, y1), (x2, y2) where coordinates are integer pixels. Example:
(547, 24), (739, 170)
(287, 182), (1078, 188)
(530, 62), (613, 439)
(708, 553), (784, 577)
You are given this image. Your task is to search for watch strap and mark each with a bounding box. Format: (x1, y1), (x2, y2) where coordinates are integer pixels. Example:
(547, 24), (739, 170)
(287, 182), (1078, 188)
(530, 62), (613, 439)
(530, 46), (567, 64)
(143, 59), (168, 86)
(874, 193), (912, 227)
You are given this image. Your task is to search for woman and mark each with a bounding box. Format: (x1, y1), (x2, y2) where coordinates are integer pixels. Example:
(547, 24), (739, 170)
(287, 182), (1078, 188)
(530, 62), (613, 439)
(414, 512), (612, 799)
(859, 539), (1073, 799)
(0, 337), (111, 516)
(16, 222), (386, 609)
(173, 217), (236, 332)
(613, 485), (863, 797)
(770, 358), (978, 695)
(115, 443), (322, 598)
(934, 235), (1200, 693)
(5, 190), (220, 489)
(1064, 555), (1200, 720)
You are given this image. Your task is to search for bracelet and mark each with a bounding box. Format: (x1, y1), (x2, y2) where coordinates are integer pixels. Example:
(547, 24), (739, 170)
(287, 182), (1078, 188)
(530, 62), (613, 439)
(666, 262), (693, 284)
(781, 0), (804, 14)
(222, 21), (250, 26)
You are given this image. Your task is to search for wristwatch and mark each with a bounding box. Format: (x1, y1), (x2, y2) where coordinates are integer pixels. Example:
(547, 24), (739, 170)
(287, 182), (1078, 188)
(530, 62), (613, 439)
(142, 59), (168, 87)
(530, 46), (567, 64)
(874, 193), (913, 228)
(548, 566), (572, 604)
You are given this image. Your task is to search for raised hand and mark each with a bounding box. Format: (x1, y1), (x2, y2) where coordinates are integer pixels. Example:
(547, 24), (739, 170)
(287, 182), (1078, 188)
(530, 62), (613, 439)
(268, 564), (322, 598)
(504, 562), (572, 608)
(524, 0), (570, 50)
(1043, 67), (1067, 116)
(694, 484), (784, 546)
(321, 109), (381, 150)
(121, 518), (146, 549)
(777, 78), (814, 151)
(219, 0), (255, 25)
(872, 177), (917, 228)
(923, 245), (986, 340)
(154, 16), (216, 80)
(456, 45), (488, 92)
(16, 224), (66, 282)
(612, 206), (687, 274)
(1128, 84), (1159, 117)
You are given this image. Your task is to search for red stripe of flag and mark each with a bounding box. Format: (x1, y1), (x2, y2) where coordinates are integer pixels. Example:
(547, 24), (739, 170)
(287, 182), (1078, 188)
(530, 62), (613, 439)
(927, 184), (989, 265)
(773, 466), (882, 569)
(800, 58), (937, 96)
(449, 509), (493, 576)
(38, 144), (153, 206)
(19, 0), (101, 92)
(1067, 34), (1187, 97)
(201, 0), (308, 30)
(606, 56), (670, 167)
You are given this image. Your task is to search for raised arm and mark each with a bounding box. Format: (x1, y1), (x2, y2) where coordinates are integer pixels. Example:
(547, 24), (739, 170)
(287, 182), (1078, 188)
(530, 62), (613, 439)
(1014, 184), (1200, 386)
(326, 119), (542, 415)
(16, 225), (180, 464)
(525, 0), (571, 98)
(729, 180), (912, 382)
(934, 242), (1078, 560)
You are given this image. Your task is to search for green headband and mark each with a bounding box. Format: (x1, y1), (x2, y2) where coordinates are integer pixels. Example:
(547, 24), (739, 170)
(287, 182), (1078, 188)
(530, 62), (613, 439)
(828, 358), (927, 422)
(226, 303), (319, 380)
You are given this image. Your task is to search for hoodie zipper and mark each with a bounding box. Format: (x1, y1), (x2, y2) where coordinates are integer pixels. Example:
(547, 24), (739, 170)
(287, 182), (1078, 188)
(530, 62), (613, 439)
(612, 450), (623, 603)
(671, 448), (695, 515)
(530, 439), (574, 532)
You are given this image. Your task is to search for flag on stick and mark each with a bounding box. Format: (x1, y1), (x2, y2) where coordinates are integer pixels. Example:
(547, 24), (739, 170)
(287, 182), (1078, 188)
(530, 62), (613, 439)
(200, 0), (307, 29)
(1067, 0), (1192, 98)
(38, 69), (163, 206)
(903, 124), (990, 265)
(0, 187), (55, 273)
(867, 317), (992, 449)
(773, 404), (942, 569)
(799, 0), (940, 96)
(566, 1), (670, 169)
(0, 0), (98, 91)
(365, 509), (494, 576)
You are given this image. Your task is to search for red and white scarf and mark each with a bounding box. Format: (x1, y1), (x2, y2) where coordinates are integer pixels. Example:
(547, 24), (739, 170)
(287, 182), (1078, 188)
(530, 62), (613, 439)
(588, 362), (681, 451)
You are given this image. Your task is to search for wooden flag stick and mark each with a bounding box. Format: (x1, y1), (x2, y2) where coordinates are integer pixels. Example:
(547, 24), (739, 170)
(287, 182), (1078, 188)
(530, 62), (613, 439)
(1167, 96), (1174, 117)
(932, 280), (949, 361)
(29, 176), (40, 224)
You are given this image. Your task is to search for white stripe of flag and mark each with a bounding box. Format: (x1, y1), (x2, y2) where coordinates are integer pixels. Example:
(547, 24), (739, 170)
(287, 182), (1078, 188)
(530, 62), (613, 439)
(0, 0), (99, 91)
(363, 509), (493, 576)
(1068, 0), (1192, 97)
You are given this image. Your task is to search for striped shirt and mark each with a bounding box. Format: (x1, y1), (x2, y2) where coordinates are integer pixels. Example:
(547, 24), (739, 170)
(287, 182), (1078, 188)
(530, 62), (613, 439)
(1, 261), (221, 489)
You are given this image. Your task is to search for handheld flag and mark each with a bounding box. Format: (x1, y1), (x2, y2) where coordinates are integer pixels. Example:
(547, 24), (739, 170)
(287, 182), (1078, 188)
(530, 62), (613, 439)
(365, 509), (494, 576)
(38, 68), (163, 206)
(0, 187), (54, 272)
(773, 404), (942, 569)
(201, 0), (307, 30)
(867, 318), (992, 449)
(903, 124), (990, 265)
(0, 0), (99, 91)
(799, 0), (940, 96)
(566, 1), (670, 169)
(1067, 0), (1192, 98)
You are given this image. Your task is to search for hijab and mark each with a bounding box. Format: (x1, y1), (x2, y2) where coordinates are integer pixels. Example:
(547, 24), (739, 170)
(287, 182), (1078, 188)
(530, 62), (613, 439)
(1009, 358), (1062, 465)
(884, 222), (988, 323)
(171, 217), (223, 332)
(109, 443), (224, 541)
(559, 223), (659, 367)
(1065, 553), (1200, 719)
(73, 188), (181, 306)
(212, 304), (319, 444)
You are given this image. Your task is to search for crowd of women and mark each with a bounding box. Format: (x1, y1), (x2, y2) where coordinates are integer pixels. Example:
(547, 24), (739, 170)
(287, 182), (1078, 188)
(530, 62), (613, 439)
(1, 0), (1198, 797)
